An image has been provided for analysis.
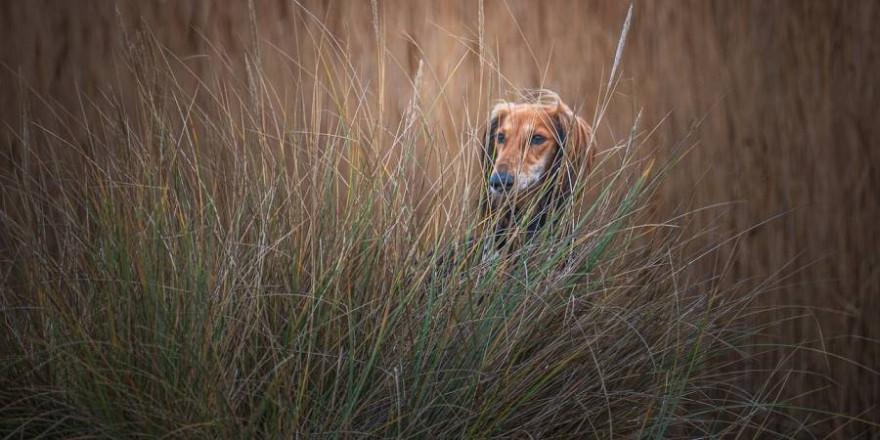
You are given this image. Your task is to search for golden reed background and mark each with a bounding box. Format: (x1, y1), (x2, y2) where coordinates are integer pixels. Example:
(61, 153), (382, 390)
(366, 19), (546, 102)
(2, 0), (878, 435)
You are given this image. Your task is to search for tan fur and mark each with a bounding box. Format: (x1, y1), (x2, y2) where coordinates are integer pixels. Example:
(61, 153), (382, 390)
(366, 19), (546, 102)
(482, 92), (595, 209)
(479, 91), (596, 246)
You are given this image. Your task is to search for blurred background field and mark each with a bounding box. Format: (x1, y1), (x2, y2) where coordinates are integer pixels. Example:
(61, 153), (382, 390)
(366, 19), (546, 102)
(1, 0), (878, 437)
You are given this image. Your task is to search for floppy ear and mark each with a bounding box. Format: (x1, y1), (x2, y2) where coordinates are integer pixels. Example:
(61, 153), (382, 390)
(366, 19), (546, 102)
(480, 102), (509, 179)
(554, 106), (595, 197)
(572, 115), (596, 174)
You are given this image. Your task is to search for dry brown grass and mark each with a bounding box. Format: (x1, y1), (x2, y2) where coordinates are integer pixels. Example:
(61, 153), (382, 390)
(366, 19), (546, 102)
(1, 0), (878, 437)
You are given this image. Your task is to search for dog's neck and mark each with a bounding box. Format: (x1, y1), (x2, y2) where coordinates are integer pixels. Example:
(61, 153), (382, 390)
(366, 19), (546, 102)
(482, 189), (558, 254)
(486, 145), (566, 243)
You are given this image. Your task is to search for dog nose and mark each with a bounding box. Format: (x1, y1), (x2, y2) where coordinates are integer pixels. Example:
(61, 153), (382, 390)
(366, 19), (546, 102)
(488, 172), (515, 192)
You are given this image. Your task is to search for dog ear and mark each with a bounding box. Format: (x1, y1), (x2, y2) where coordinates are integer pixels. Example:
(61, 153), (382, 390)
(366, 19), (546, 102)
(554, 104), (595, 197)
(572, 115), (596, 174)
(480, 102), (509, 178)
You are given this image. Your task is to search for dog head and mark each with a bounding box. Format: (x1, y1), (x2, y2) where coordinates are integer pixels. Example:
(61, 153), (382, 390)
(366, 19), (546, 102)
(480, 92), (595, 205)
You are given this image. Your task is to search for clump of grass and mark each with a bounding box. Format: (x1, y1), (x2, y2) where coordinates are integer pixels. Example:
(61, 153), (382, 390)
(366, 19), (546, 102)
(0, 11), (839, 439)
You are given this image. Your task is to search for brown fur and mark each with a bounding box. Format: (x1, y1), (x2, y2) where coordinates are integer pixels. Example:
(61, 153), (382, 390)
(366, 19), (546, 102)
(479, 91), (596, 247)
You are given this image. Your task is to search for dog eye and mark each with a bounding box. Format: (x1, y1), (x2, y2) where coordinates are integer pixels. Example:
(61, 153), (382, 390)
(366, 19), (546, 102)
(530, 135), (547, 145)
(496, 133), (506, 144)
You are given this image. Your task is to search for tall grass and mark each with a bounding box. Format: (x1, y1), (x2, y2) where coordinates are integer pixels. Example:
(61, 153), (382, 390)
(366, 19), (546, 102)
(2, 4), (879, 435)
(0, 5), (862, 439)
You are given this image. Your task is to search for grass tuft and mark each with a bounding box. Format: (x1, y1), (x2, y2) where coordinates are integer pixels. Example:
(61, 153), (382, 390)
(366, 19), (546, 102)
(0, 11), (856, 439)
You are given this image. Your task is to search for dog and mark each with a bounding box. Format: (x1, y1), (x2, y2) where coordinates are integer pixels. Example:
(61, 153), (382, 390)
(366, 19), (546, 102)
(479, 91), (596, 251)
(424, 91), (595, 290)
